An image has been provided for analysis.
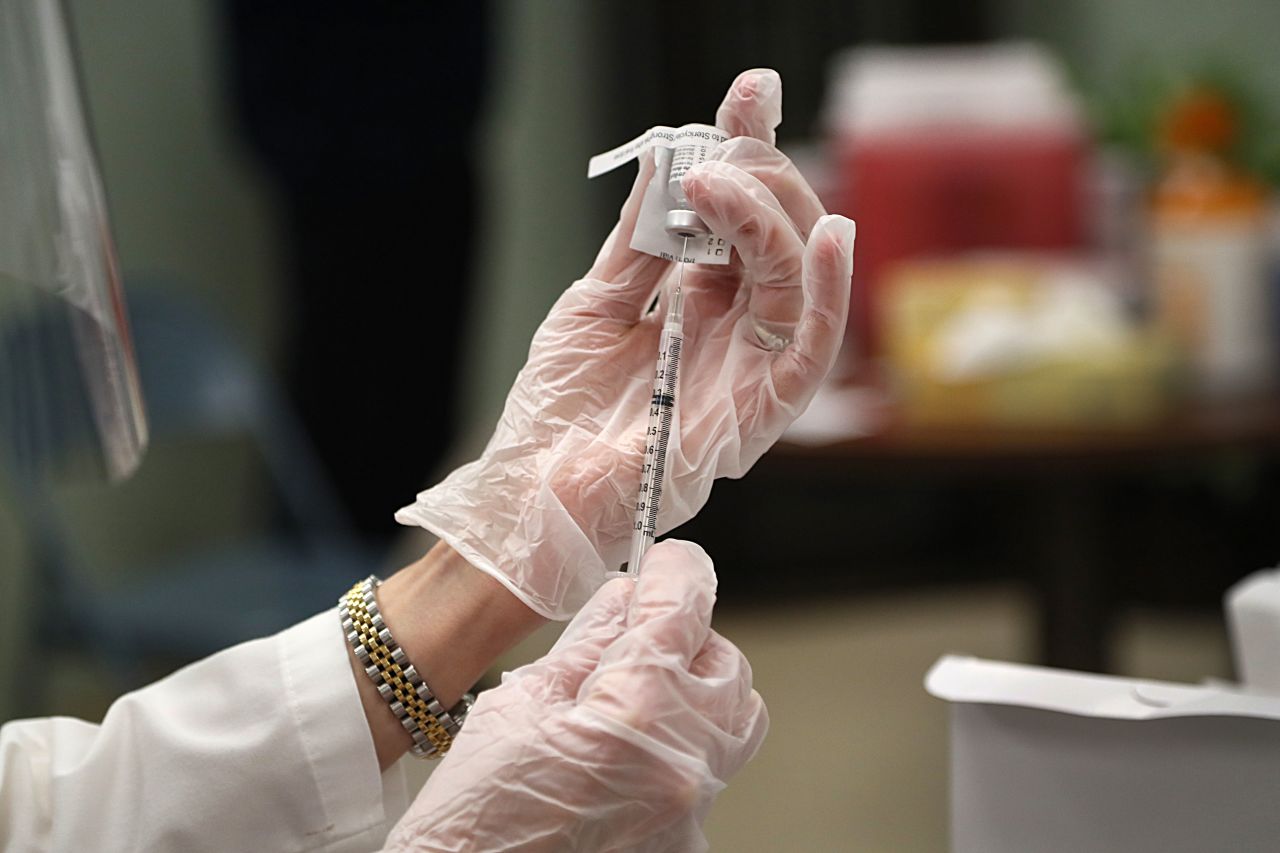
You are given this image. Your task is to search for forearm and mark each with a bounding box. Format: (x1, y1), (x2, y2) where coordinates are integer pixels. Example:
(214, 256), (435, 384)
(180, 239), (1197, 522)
(348, 541), (548, 770)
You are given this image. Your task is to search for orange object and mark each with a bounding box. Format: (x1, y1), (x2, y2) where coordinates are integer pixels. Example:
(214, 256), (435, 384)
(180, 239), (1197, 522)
(1153, 86), (1265, 219)
(1159, 87), (1238, 153)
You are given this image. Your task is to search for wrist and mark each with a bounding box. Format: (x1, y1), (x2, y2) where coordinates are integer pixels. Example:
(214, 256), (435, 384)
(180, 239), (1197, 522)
(348, 541), (547, 769)
(381, 541), (547, 700)
(397, 461), (617, 618)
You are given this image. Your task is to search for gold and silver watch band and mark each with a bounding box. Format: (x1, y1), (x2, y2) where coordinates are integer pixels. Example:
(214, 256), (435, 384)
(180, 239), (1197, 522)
(339, 576), (474, 759)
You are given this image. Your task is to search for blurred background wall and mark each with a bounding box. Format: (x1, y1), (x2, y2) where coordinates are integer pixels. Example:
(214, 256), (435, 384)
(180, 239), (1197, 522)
(32, 0), (1280, 554)
(6, 0), (1280, 849)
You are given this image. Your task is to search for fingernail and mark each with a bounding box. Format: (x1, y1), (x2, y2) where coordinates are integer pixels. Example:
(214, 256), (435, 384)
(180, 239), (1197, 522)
(740, 68), (780, 101)
(840, 217), (857, 249)
(681, 161), (714, 199)
(826, 215), (856, 253)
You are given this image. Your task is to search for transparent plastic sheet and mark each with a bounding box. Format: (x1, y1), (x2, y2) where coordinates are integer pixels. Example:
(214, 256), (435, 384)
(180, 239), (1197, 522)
(0, 0), (146, 483)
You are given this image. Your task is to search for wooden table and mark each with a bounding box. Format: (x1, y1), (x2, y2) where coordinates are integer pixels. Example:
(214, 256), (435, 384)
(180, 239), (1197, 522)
(765, 396), (1280, 672)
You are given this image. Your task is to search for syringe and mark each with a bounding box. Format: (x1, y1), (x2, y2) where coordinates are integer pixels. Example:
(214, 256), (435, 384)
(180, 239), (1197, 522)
(624, 146), (710, 574)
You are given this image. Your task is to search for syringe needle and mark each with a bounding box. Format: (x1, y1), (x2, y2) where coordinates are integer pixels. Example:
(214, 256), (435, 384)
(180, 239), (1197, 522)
(673, 236), (688, 294)
(668, 235), (688, 324)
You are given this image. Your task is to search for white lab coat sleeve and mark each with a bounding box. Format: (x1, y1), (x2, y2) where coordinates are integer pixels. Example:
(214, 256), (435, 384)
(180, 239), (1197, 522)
(0, 609), (410, 852)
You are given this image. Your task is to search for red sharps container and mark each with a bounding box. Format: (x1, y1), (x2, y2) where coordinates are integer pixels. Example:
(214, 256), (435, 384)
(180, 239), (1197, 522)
(822, 44), (1089, 361)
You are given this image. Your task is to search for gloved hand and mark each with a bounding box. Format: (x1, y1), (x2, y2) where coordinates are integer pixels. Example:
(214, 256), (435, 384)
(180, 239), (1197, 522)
(381, 540), (767, 853)
(397, 68), (856, 618)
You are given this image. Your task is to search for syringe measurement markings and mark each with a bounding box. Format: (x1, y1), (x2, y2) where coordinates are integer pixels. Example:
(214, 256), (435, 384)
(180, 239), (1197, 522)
(643, 336), (679, 537)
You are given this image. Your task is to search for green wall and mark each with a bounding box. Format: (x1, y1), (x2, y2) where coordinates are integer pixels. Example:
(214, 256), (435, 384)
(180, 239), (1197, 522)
(1002, 0), (1280, 101)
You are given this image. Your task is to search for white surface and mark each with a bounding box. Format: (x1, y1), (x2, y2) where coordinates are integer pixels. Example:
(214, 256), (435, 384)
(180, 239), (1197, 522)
(1151, 220), (1274, 396)
(1227, 568), (1280, 693)
(929, 655), (1280, 853)
(927, 655), (1280, 720)
(822, 42), (1082, 137)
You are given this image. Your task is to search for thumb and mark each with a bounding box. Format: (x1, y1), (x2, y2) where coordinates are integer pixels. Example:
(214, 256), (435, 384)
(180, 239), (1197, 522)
(510, 577), (635, 705)
(616, 539), (718, 667)
(581, 149), (670, 318)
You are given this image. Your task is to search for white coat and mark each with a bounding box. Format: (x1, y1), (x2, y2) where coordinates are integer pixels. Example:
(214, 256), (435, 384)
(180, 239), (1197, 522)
(0, 611), (409, 851)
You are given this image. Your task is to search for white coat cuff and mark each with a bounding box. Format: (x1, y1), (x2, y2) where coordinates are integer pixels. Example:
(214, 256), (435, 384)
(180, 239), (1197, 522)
(280, 609), (410, 849)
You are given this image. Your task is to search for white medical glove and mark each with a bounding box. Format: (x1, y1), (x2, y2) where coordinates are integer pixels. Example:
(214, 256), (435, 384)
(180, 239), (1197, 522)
(397, 68), (856, 617)
(382, 539), (768, 853)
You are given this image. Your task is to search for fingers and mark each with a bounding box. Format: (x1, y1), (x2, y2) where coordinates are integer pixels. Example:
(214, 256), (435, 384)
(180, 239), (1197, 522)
(689, 630), (749, 682)
(735, 689), (770, 772)
(683, 160), (806, 343)
(553, 576), (635, 654)
(770, 215), (856, 409)
(715, 68), (782, 145)
(616, 539), (717, 667)
(578, 149), (671, 322)
(526, 577), (636, 704)
(574, 544), (769, 782)
(569, 67), (784, 325)
(569, 67), (783, 325)
(710, 137), (827, 240)
(678, 138), (826, 338)
(689, 633), (771, 776)
(689, 631), (757, 726)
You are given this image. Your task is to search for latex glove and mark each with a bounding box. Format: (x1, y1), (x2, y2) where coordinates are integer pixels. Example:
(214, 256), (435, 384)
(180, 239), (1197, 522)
(382, 540), (767, 853)
(397, 68), (856, 618)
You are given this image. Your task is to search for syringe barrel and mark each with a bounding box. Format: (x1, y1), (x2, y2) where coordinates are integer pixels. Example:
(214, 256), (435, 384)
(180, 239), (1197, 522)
(625, 319), (683, 573)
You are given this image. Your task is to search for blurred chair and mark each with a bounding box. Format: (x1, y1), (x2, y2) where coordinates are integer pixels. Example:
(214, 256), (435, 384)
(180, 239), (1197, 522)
(3, 286), (385, 702)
